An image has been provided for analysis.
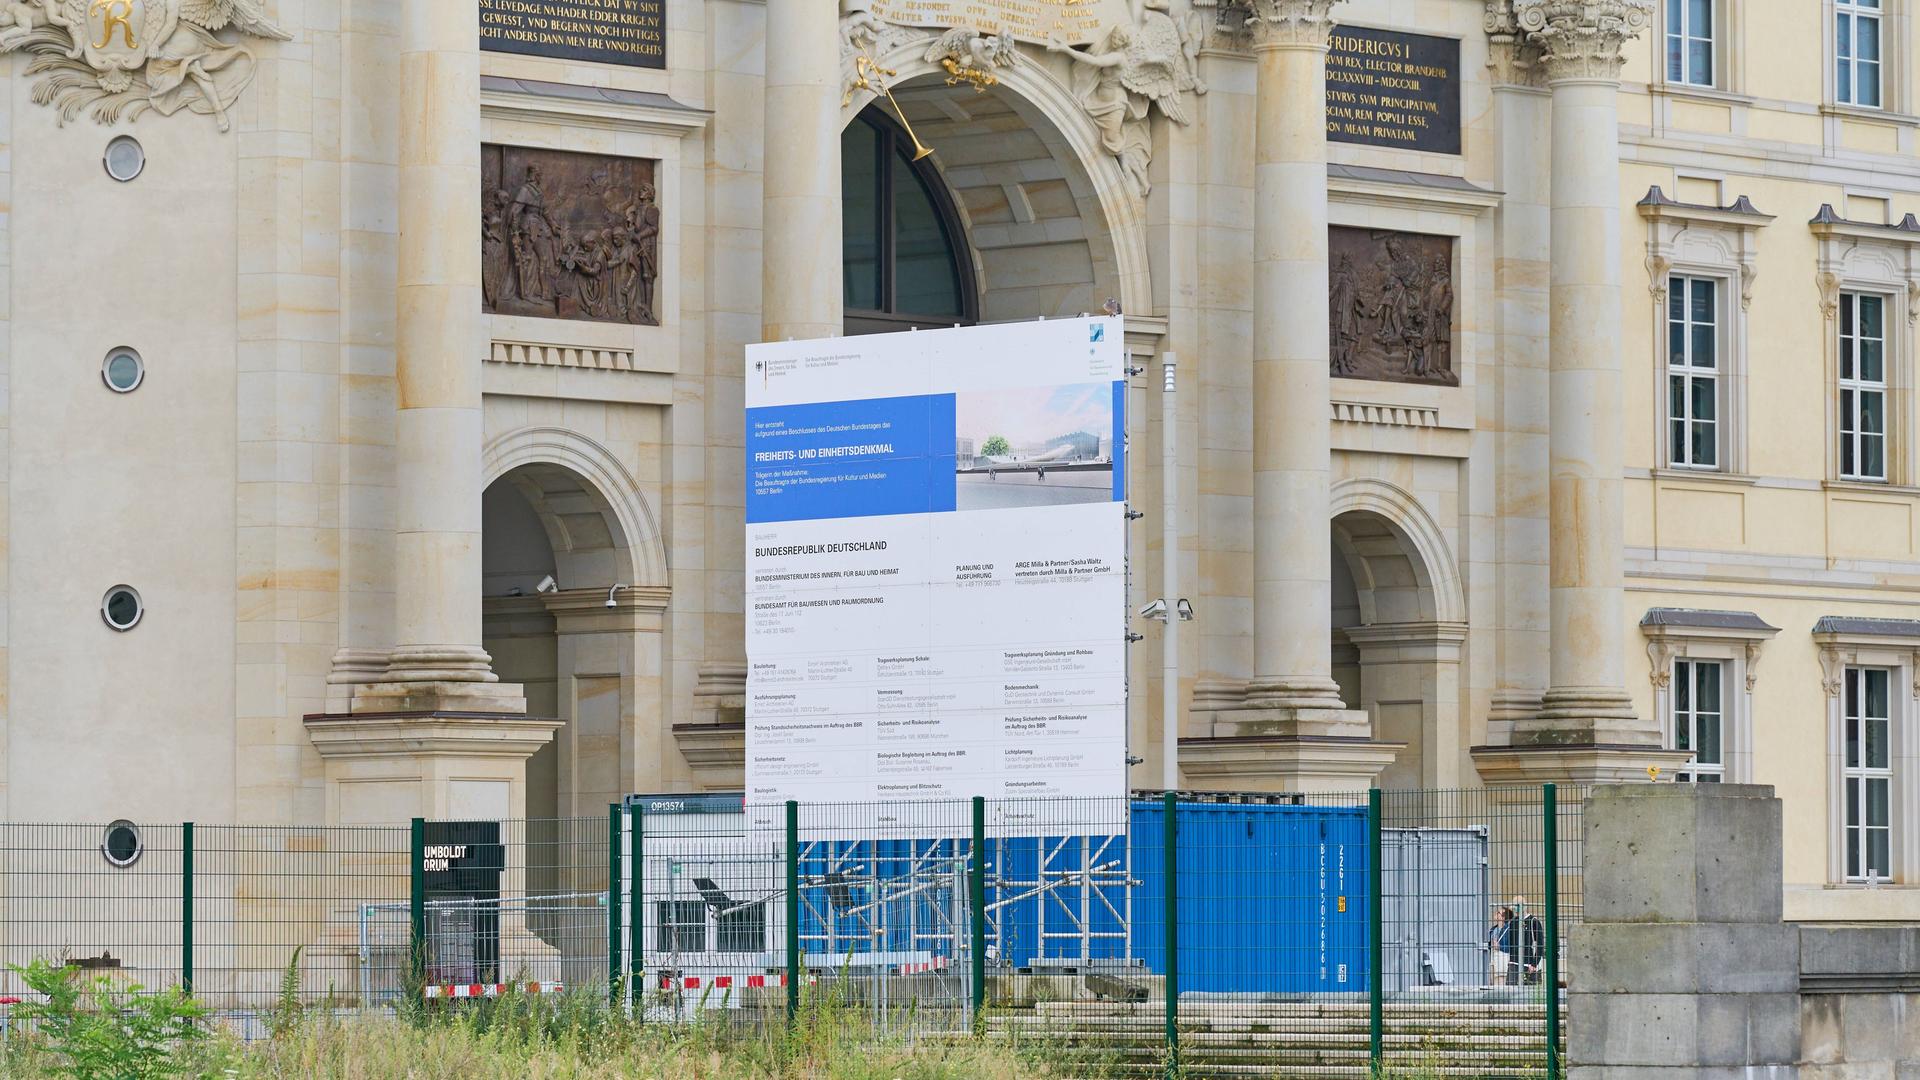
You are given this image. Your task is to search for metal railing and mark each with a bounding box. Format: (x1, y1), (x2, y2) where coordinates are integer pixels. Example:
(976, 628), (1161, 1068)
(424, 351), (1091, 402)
(0, 783), (1586, 1076)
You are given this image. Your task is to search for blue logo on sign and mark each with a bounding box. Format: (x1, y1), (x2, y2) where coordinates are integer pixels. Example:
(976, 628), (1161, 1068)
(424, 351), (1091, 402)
(1089, 325), (1104, 343)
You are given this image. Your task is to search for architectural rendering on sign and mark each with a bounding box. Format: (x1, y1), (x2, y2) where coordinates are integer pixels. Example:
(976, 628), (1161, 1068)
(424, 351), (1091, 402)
(1, 0), (1919, 933)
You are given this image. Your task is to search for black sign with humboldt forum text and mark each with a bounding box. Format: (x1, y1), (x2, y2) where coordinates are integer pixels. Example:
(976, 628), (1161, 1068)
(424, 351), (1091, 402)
(480, 0), (666, 70)
(1326, 27), (1460, 155)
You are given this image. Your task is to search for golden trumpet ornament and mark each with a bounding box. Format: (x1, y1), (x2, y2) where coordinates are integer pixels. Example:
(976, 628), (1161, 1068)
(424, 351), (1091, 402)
(852, 55), (935, 162)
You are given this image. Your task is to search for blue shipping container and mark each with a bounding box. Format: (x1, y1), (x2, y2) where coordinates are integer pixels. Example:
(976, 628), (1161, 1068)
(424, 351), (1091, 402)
(636, 793), (1371, 994)
(1130, 800), (1369, 994)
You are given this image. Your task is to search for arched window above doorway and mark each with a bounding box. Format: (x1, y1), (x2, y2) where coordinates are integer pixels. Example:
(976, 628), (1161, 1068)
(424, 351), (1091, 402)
(842, 106), (978, 335)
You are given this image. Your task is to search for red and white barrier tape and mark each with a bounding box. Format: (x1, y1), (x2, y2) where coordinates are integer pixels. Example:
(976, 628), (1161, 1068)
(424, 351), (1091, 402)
(658, 973), (798, 990)
(894, 958), (950, 976)
(424, 981), (564, 999)
(657, 959), (949, 991)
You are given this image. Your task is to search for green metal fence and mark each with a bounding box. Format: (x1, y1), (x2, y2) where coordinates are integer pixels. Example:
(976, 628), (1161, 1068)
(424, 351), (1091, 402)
(0, 783), (1585, 1073)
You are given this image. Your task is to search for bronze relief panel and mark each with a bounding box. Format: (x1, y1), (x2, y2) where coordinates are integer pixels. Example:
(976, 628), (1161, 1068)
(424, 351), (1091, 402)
(1328, 226), (1456, 386)
(482, 144), (661, 326)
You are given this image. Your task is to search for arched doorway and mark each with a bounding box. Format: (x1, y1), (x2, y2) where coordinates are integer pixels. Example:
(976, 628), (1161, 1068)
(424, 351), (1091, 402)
(482, 453), (668, 819)
(1328, 483), (1468, 791)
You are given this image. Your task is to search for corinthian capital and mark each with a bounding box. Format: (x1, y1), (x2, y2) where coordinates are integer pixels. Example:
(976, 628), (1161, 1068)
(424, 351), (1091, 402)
(1483, 0), (1547, 85)
(1247, 0), (1343, 49)
(1512, 0), (1653, 81)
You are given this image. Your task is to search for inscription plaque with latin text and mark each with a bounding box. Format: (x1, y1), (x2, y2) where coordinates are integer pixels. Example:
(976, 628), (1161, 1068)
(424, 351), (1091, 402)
(1326, 27), (1460, 155)
(480, 0), (665, 69)
(864, 0), (1131, 46)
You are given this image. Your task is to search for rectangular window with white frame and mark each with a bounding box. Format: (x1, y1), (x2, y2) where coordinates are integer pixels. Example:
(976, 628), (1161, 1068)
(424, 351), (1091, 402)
(1672, 658), (1725, 782)
(1838, 0), (1884, 107)
(1668, 275), (1720, 469)
(1843, 665), (1894, 882)
(1667, 0), (1715, 86)
(1839, 292), (1888, 481)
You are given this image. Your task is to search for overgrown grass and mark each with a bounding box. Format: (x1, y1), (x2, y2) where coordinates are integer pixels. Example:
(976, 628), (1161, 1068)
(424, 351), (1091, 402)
(0, 961), (1537, 1079)
(0, 979), (1093, 1079)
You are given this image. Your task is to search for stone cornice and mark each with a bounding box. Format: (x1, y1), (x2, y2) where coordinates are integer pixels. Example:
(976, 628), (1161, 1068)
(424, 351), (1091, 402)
(1637, 186), (1775, 230)
(1512, 0), (1653, 83)
(671, 721), (746, 788)
(1246, 0), (1343, 50)
(479, 77), (712, 138)
(1638, 186), (1772, 310)
(303, 712), (563, 759)
(1807, 205), (1920, 325)
(1640, 609), (1779, 692)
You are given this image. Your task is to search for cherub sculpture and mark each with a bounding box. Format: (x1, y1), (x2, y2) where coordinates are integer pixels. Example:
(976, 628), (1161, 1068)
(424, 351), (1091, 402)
(0, 1), (39, 49)
(926, 25), (1018, 88)
(841, 0), (885, 51)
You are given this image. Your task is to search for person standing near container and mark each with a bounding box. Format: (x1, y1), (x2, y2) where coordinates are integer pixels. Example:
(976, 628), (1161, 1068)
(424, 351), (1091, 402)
(1487, 906), (1514, 985)
(1513, 895), (1545, 985)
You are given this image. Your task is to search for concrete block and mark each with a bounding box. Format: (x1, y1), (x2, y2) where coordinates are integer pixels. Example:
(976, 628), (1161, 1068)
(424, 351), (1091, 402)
(1571, 991), (1799, 1068)
(1900, 994), (1920, 1060)
(1569, 992), (1697, 1067)
(1839, 992), (1901, 1062)
(1695, 992), (1801, 1067)
(1801, 927), (1920, 985)
(1574, 922), (1800, 994)
(1804, 995), (1845, 1065)
(1584, 784), (1783, 924)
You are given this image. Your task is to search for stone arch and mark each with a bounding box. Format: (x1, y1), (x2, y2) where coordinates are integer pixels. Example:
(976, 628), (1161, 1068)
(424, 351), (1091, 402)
(1329, 477), (1464, 626)
(1329, 477), (1468, 790)
(843, 45), (1152, 321)
(482, 426), (667, 590)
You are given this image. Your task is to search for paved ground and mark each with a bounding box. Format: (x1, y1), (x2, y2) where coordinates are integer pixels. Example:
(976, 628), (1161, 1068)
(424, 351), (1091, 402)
(956, 469), (1113, 510)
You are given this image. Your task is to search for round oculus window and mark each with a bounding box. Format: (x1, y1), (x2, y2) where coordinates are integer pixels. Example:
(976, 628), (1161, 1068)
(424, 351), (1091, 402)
(103, 136), (145, 182)
(102, 348), (144, 393)
(102, 820), (142, 867)
(101, 586), (143, 631)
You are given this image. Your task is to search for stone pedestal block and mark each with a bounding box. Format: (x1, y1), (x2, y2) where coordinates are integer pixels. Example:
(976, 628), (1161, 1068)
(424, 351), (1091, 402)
(1568, 991), (1800, 1069)
(1583, 783), (1784, 925)
(1571, 782), (1798, 1077)
(1472, 744), (1695, 786)
(303, 712), (560, 824)
(1574, 922), (1800, 995)
(1177, 726), (1402, 791)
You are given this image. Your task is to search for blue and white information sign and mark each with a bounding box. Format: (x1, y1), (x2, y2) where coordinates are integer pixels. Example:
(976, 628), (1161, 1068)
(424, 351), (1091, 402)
(745, 317), (1128, 835)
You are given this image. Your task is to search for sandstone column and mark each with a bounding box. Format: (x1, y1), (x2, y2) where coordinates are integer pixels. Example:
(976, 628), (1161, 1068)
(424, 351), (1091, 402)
(1480, 14), (1553, 744)
(1520, 0), (1649, 744)
(310, 1), (554, 828)
(1242, 0), (1352, 727)
(353, 0), (519, 713)
(762, 0), (843, 341)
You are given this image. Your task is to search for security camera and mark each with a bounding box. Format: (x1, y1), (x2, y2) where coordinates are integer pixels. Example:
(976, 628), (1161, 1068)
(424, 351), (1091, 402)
(605, 583), (629, 609)
(1138, 599), (1167, 621)
(535, 574), (558, 595)
(1176, 599), (1195, 621)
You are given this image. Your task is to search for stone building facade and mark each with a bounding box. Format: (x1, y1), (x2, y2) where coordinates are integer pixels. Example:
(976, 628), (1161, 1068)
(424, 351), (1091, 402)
(0, 0), (1917, 920)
